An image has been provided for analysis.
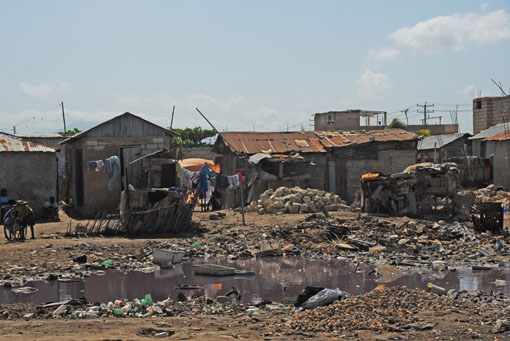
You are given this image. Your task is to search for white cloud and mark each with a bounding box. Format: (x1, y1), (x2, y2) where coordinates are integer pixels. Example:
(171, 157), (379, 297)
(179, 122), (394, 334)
(388, 10), (510, 54)
(457, 84), (477, 101)
(357, 69), (393, 100)
(115, 94), (142, 108)
(481, 2), (489, 10)
(19, 81), (70, 97)
(366, 47), (401, 64)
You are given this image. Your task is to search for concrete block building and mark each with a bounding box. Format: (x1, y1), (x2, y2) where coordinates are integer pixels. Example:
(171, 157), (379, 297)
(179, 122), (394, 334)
(473, 95), (510, 135)
(0, 133), (58, 216)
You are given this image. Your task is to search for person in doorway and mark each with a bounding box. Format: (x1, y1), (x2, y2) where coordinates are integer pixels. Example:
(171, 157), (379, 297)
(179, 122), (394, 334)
(14, 201), (36, 239)
(43, 196), (59, 221)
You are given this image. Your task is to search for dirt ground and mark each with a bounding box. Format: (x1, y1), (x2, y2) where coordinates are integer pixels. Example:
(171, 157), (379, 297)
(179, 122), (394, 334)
(1, 208), (510, 340)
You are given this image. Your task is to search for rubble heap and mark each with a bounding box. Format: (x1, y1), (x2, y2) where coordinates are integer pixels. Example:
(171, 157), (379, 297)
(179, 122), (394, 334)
(247, 187), (346, 214)
(291, 286), (510, 335)
(460, 184), (510, 206)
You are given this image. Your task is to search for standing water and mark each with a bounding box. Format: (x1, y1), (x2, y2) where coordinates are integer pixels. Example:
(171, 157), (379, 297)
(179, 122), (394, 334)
(1, 257), (510, 304)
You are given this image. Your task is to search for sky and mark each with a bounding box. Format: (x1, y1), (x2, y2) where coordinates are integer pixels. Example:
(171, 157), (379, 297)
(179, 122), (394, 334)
(1, 0), (509, 135)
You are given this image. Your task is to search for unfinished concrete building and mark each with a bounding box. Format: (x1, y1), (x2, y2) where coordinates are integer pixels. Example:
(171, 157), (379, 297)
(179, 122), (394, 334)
(473, 95), (510, 135)
(314, 110), (458, 135)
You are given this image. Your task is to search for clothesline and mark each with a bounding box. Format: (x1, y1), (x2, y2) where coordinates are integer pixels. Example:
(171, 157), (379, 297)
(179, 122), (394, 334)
(178, 164), (242, 204)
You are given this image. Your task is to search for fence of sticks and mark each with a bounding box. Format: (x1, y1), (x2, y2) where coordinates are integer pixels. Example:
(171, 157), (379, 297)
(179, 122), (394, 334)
(80, 202), (195, 236)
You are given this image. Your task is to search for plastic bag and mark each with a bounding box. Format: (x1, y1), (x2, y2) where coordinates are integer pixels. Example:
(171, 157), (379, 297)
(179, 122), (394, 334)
(299, 288), (350, 310)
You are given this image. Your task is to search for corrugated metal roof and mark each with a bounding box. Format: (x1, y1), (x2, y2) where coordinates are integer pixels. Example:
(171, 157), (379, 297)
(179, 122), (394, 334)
(217, 129), (416, 154)
(0, 133), (58, 152)
(417, 133), (469, 150)
(484, 130), (510, 141)
(470, 123), (508, 140)
(316, 129), (416, 148)
(217, 132), (326, 154)
(60, 112), (177, 144)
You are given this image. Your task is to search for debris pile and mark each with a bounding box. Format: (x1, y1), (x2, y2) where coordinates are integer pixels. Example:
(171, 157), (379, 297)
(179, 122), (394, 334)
(460, 184), (510, 206)
(247, 187), (346, 214)
(291, 286), (510, 335)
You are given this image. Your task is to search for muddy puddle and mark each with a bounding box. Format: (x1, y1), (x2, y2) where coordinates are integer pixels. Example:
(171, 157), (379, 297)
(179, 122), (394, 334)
(2, 257), (510, 304)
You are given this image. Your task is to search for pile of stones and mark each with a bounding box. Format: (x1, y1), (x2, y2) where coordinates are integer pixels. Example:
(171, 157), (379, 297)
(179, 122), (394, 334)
(247, 187), (346, 214)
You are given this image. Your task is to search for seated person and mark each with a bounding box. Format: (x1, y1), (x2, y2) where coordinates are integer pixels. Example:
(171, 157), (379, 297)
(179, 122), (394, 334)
(43, 196), (59, 221)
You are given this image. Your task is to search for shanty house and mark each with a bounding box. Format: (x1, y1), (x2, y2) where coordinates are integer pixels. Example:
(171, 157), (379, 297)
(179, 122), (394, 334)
(16, 133), (70, 200)
(60, 112), (176, 217)
(0, 133), (58, 216)
(213, 132), (328, 208)
(470, 123), (508, 158)
(484, 131), (510, 190)
(417, 133), (471, 163)
(321, 129), (418, 203)
(213, 129), (418, 206)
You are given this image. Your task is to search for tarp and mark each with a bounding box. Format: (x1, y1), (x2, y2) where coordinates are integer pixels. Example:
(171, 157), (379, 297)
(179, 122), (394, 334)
(178, 158), (220, 173)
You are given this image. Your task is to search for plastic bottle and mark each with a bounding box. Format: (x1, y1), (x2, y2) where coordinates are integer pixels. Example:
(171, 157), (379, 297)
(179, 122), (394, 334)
(426, 282), (446, 295)
(144, 294), (153, 306)
(102, 260), (113, 266)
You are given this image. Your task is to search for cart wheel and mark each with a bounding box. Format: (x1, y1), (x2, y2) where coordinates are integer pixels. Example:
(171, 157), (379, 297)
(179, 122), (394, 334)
(4, 224), (14, 241)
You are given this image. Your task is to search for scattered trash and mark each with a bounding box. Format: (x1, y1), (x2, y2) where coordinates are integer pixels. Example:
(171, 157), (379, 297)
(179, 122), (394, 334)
(257, 241), (282, 257)
(11, 286), (38, 294)
(426, 283), (446, 295)
(193, 264), (255, 276)
(297, 288), (350, 310)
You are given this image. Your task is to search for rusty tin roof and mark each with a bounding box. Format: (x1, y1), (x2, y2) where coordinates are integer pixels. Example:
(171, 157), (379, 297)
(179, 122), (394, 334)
(484, 130), (510, 141)
(0, 133), (58, 152)
(217, 129), (416, 154)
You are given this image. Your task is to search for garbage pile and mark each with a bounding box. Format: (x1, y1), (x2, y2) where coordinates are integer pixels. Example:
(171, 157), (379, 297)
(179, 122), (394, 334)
(247, 187), (346, 214)
(291, 285), (510, 335)
(460, 184), (510, 206)
(12, 294), (255, 321)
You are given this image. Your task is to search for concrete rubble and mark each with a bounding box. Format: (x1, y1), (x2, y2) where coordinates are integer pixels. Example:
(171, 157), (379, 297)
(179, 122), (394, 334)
(247, 186), (347, 214)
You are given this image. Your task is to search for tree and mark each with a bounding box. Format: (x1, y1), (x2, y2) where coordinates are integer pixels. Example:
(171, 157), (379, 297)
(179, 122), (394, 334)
(388, 118), (407, 130)
(416, 129), (431, 137)
(171, 127), (216, 147)
(58, 127), (81, 136)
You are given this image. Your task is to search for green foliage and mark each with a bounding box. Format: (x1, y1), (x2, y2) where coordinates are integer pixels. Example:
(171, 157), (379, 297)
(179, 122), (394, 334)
(171, 127), (216, 147)
(416, 129), (431, 137)
(388, 118), (407, 130)
(58, 127), (81, 136)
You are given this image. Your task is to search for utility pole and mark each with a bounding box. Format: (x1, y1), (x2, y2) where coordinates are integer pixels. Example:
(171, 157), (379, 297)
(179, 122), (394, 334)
(61, 102), (67, 136)
(170, 105), (175, 129)
(417, 102), (434, 129)
(13, 126), (16, 134)
(401, 109), (409, 126)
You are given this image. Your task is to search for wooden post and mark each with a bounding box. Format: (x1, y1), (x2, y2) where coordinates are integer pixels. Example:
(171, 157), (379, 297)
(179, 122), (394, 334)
(148, 158), (152, 189)
(240, 173), (246, 225)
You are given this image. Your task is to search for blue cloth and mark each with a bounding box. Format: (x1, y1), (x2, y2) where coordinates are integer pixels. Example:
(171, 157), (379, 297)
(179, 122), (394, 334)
(199, 170), (208, 193)
(0, 196), (11, 205)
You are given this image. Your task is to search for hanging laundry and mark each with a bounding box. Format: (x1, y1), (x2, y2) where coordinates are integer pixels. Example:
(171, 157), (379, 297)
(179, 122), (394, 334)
(216, 174), (229, 192)
(87, 160), (100, 171)
(199, 169), (208, 193)
(95, 160), (104, 172)
(105, 156), (121, 190)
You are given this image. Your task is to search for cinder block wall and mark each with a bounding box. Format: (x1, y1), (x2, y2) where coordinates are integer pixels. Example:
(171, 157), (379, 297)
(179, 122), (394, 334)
(473, 96), (510, 134)
(0, 152), (57, 217)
